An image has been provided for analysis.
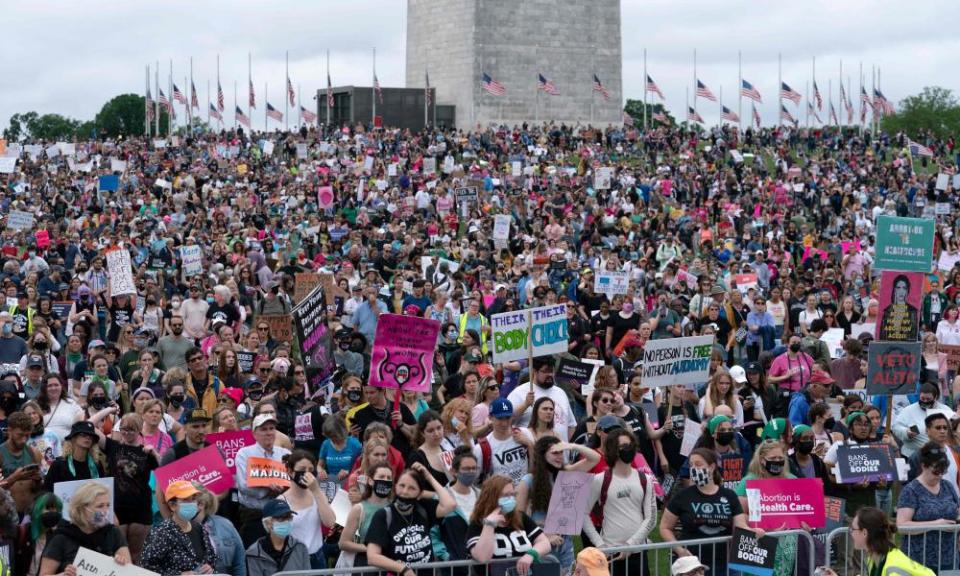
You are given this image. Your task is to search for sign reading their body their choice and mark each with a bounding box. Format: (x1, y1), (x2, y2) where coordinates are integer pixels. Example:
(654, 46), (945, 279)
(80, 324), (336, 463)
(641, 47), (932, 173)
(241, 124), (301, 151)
(641, 335), (714, 388)
(835, 443), (898, 483)
(594, 270), (629, 295)
(744, 478), (826, 530)
(542, 471), (593, 535)
(154, 445), (233, 496)
(875, 271), (922, 341)
(491, 304), (569, 364)
(873, 215), (935, 272)
(729, 528), (777, 576)
(369, 314), (441, 393)
(865, 341), (921, 395)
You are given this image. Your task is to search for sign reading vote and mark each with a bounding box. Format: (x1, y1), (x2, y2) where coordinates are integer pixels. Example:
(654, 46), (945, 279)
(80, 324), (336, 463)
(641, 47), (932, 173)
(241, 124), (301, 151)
(490, 304), (568, 364)
(744, 478), (826, 530)
(865, 341), (921, 395)
(873, 215), (935, 272)
(835, 443), (897, 484)
(641, 335), (714, 388)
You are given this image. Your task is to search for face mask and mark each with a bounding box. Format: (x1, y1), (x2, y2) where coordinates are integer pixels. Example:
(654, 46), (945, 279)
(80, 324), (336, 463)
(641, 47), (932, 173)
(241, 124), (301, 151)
(248, 390), (263, 402)
(176, 502), (199, 521)
(346, 390), (362, 403)
(451, 417), (461, 429)
(168, 394), (185, 407)
(796, 440), (815, 455)
(172, 301), (181, 309)
(447, 330), (459, 340)
(618, 446), (637, 464)
(763, 460), (786, 476)
(716, 431), (734, 446)
(90, 510), (111, 528)
(498, 496), (517, 514)
(34, 340), (47, 350)
(41, 510), (61, 529)
(823, 417), (836, 430)
(789, 342), (802, 353)
(373, 479), (393, 498)
(394, 494), (417, 512)
(271, 520), (292, 537)
(90, 397), (107, 410)
(920, 400), (935, 410)
(691, 467), (711, 487)
(206, 297), (215, 305)
(292, 471), (310, 489)
(538, 377), (555, 390)
(2, 325), (11, 335)
(456, 471), (478, 486)
(338, 341), (351, 351)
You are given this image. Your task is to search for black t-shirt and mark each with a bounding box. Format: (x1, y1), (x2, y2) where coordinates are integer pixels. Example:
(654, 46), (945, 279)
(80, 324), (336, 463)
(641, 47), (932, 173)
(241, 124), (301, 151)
(608, 313), (641, 350)
(696, 315), (731, 345)
(206, 302), (240, 327)
(43, 457), (107, 492)
(365, 499), (439, 565)
(589, 312), (612, 340)
(666, 485), (742, 568)
(466, 514), (542, 564)
(658, 402), (700, 473)
(108, 301), (135, 342)
(43, 524), (127, 572)
(351, 402), (417, 455)
(104, 438), (158, 507)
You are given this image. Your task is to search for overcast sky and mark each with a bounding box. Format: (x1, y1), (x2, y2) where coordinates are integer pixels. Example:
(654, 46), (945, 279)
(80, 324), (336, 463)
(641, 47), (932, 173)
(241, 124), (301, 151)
(3, 0), (958, 133)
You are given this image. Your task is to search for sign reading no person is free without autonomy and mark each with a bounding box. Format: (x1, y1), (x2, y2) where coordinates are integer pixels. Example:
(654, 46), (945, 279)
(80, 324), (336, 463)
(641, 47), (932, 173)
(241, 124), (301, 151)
(641, 335), (714, 388)
(874, 215), (935, 272)
(491, 304), (569, 364)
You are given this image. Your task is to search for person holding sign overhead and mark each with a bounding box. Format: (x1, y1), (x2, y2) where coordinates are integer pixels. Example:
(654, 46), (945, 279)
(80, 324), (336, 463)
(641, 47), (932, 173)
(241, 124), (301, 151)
(140, 480), (218, 576)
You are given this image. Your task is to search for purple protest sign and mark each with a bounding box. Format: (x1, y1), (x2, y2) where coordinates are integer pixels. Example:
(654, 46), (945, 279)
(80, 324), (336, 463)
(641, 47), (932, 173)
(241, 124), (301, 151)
(369, 314), (441, 393)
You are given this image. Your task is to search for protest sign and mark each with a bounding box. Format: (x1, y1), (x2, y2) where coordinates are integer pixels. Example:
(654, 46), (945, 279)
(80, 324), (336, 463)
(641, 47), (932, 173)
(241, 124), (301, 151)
(850, 322), (876, 339)
(98, 174), (119, 192)
(454, 186), (479, 205)
(594, 167), (614, 190)
(728, 528), (777, 576)
(822, 328), (845, 359)
(294, 272), (323, 303)
(493, 214), (511, 248)
(260, 314), (293, 343)
(296, 143), (308, 159)
(865, 340), (921, 395)
(556, 358), (596, 393)
(823, 497), (846, 531)
(423, 157), (436, 175)
(744, 478), (825, 530)
(6, 210), (34, 231)
(679, 418), (702, 457)
(937, 203), (952, 216)
(940, 344), (960, 371)
(937, 173), (950, 191)
(52, 301), (73, 320)
(293, 285), (336, 393)
(875, 271), (922, 341)
(0, 157), (16, 174)
(542, 471), (593, 535)
(54, 478), (115, 521)
(733, 273), (758, 293)
(36, 229), (49, 250)
(154, 445), (233, 496)
(594, 270), (629, 296)
(369, 314), (441, 393)
(236, 350), (255, 373)
(834, 443), (897, 483)
(490, 304), (568, 364)
(318, 185), (335, 209)
(180, 245), (202, 277)
(110, 158), (127, 172)
(873, 215), (935, 272)
(719, 452), (747, 490)
(246, 456), (291, 488)
(641, 335), (714, 388)
(106, 249), (136, 295)
(331, 488), (353, 527)
(320, 272), (348, 305)
(207, 430), (255, 475)
(939, 250), (960, 272)
(74, 548), (159, 576)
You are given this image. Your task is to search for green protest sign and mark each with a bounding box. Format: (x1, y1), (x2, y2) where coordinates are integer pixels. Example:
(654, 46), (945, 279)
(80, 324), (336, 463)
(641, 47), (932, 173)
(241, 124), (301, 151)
(873, 215), (934, 272)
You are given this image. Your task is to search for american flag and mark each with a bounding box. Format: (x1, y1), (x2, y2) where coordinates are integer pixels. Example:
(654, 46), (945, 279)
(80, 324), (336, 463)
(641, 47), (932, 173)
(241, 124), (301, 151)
(696, 80), (717, 102)
(653, 111), (671, 125)
(807, 101), (822, 124)
(249, 80), (256, 109)
(721, 106), (739, 122)
(287, 77), (296, 107)
(593, 74), (610, 100)
(908, 138), (934, 158)
(145, 89), (154, 120)
(740, 79), (762, 103)
(217, 82), (224, 112)
(875, 89), (895, 115)
(622, 111), (634, 127)
(813, 81), (823, 110)
(829, 102), (838, 125)
(190, 81), (199, 109)
(301, 105), (317, 123)
(840, 84), (854, 122)
(373, 74), (383, 104)
(235, 106), (250, 127)
(266, 102), (283, 122)
(327, 73), (334, 108)
(538, 74), (559, 96)
(781, 104), (797, 125)
(159, 89), (175, 118)
(425, 71), (432, 107)
(780, 82), (802, 105)
(482, 73), (506, 96)
(752, 104), (761, 129)
(209, 102), (223, 122)
(646, 75), (664, 100)
(861, 86), (873, 108)
(173, 83), (186, 105)
(687, 106), (703, 123)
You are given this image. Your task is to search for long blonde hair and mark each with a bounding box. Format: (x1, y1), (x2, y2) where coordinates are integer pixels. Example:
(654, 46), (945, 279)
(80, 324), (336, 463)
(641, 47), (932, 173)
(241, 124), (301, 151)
(747, 441), (788, 478)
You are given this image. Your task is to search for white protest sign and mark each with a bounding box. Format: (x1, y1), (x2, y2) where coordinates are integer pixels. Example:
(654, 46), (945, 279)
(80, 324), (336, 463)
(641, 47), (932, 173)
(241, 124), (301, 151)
(493, 215), (511, 248)
(45, 145), (60, 158)
(331, 488), (353, 527)
(822, 328), (845, 359)
(936, 203), (952, 216)
(679, 418), (702, 456)
(54, 477), (115, 521)
(6, 210), (35, 231)
(296, 143), (308, 159)
(109, 158), (127, 173)
(180, 245), (203, 277)
(641, 335), (715, 388)
(24, 145), (43, 159)
(937, 173), (950, 191)
(74, 547), (158, 576)
(0, 157), (16, 174)
(423, 157), (436, 175)
(939, 251), (960, 272)
(594, 166), (614, 190)
(490, 304), (568, 364)
(443, 155), (455, 174)
(58, 142), (76, 156)
(387, 163), (398, 177)
(363, 156), (374, 173)
(262, 141), (275, 156)
(152, 139), (167, 149)
(511, 161), (522, 178)
(594, 270), (629, 295)
(106, 249), (136, 295)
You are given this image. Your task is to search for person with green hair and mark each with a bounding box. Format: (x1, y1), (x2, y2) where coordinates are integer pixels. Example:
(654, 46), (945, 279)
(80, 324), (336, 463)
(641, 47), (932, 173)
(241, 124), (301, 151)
(27, 492), (63, 576)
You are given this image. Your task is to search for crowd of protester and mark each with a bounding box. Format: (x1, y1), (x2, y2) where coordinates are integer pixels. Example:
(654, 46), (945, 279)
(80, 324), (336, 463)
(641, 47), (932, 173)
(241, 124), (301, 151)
(0, 118), (955, 576)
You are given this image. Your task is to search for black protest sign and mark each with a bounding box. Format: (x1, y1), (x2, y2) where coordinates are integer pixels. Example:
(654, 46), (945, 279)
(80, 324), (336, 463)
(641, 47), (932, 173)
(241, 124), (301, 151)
(236, 351), (256, 374)
(729, 528), (776, 576)
(835, 443), (897, 484)
(865, 340), (921, 395)
(454, 186), (478, 204)
(556, 358), (594, 391)
(293, 284), (335, 394)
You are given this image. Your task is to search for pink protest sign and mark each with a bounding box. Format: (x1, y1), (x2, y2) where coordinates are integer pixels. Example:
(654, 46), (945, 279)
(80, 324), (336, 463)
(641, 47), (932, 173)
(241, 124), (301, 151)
(318, 185), (334, 209)
(154, 444), (234, 496)
(841, 239), (862, 255)
(36, 230), (50, 249)
(207, 430), (255, 475)
(744, 477), (825, 530)
(369, 313), (441, 393)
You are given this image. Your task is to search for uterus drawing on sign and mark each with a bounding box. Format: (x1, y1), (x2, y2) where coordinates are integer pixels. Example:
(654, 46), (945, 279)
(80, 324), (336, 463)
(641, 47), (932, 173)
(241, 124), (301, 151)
(378, 348), (428, 391)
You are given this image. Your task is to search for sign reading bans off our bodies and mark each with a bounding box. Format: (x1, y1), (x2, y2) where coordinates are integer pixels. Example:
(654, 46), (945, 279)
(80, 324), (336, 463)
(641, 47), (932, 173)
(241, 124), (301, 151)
(491, 304), (569, 364)
(641, 335), (714, 388)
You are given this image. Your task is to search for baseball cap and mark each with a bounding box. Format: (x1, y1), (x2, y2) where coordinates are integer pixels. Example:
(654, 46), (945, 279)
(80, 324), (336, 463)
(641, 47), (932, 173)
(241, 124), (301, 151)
(253, 413), (278, 429)
(219, 387), (243, 406)
(26, 355), (45, 369)
(262, 498), (297, 519)
(87, 339), (106, 351)
(490, 398), (513, 419)
(185, 409), (212, 424)
(729, 365), (747, 384)
(597, 414), (623, 433)
(164, 480), (200, 502)
(576, 548), (609, 576)
(672, 556), (709, 576)
(495, 284), (507, 292)
(464, 352), (483, 363)
(745, 361), (762, 374)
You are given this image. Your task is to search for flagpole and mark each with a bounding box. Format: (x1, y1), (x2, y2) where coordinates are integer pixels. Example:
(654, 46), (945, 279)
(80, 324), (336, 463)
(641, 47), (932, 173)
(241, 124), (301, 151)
(234, 81), (238, 131)
(265, 82), (268, 131)
(155, 60), (160, 136)
(877, 66), (882, 133)
(685, 86), (689, 129)
(737, 50), (742, 133)
(217, 54), (222, 129)
(372, 48), (377, 127)
(248, 53), (253, 126)
(839, 59), (843, 128)
(858, 62), (863, 135)
(642, 47), (648, 131)
(424, 68), (429, 128)
(812, 56), (817, 113)
(326, 50), (331, 126)
(145, 64), (150, 137)
(207, 80), (210, 127)
(285, 51), (290, 132)
(189, 57), (194, 134)
(871, 65), (876, 134)
(719, 85), (723, 127)
(693, 48), (697, 122)
(777, 53), (782, 128)
(298, 83), (302, 128)
(805, 81), (810, 128)
(847, 74), (852, 128)
(169, 59), (175, 135)
(535, 72), (540, 126)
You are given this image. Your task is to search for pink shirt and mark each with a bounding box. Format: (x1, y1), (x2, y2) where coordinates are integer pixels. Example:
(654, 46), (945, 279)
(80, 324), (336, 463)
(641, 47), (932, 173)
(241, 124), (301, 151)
(768, 352), (815, 392)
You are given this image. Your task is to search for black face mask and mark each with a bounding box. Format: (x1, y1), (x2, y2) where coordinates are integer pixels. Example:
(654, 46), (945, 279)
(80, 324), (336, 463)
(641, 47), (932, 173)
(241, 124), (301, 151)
(919, 400), (935, 410)
(90, 396), (107, 410)
(373, 479), (393, 498)
(346, 390), (362, 403)
(716, 431), (735, 446)
(764, 460), (786, 476)
(789, 342), (802, 353)
(823, 417), (836, 430)
(41, 511), (61, 529)
(292, 471), (310, 489)
(796, 440), (815, 455)
(34, 341), (48, 351)
(0, 397), (16, 413)
(248, 390), (263, 402)
(394, 494), (417, 512)
(618, 446), (637, 464)
(168, 394), (185, 407)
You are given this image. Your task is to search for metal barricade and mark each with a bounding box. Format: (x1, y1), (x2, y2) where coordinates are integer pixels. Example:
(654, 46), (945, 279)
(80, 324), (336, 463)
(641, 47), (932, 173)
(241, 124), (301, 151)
(276, 529), (817, 576)
(824, 524), (960, 576)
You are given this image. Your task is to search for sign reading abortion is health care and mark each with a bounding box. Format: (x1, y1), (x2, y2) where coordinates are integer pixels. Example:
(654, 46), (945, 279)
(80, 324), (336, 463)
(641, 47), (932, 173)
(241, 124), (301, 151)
(491, 304), (568, 364)
(640, 335), (714, 388)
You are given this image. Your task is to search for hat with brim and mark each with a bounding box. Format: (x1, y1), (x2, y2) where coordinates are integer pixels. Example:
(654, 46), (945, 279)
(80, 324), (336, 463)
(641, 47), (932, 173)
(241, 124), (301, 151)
(65, 420), (98, 441)
(164, 480), (200, 503)
(672, 556), (709, 576)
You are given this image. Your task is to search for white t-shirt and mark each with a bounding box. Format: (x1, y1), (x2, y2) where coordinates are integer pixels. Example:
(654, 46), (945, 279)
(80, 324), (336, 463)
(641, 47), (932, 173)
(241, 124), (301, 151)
(473, 434), (529, 485)
(507, 383), (577, 442)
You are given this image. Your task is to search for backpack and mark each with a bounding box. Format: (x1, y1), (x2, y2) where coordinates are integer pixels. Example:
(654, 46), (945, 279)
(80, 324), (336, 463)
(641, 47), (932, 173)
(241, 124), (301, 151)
(589, 467), (647, 530)
(383, 502), (428, 532)
(478, 437), (493, 479)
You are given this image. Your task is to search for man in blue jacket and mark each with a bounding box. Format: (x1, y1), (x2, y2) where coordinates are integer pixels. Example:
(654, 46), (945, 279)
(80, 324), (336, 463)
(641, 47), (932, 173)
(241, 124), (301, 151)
(788, 369), (834, 426)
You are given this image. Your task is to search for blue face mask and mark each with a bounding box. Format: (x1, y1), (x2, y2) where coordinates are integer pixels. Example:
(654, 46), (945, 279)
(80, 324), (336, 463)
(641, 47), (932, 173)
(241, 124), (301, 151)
(498, 496), (516, 514)
(2, 324), (10, 335)
(271, 520), (292, 537)
(176, 502), (199, 522)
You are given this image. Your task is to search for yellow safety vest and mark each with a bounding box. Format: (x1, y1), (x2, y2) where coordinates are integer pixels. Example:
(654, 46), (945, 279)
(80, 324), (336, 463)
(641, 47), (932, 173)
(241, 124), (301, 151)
(869, 548), (935, 576)
(458, 312), (488, 355)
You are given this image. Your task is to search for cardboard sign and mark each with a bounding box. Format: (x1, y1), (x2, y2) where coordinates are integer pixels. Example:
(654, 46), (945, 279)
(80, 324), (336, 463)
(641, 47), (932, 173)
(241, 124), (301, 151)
(260, 314), (293, 343)
(180, 245), (203, 277)
(54, 477), (115, 521)
(873, 215), (935, 272)
(729, 528), (777, 576)
(6, 210), (34, 230)
(490, 305), (569, 364)
(744, 478), (826, 530)
(594, 270), (630, 295)
(207, 430), (255, 475)
(542, 471), (593, 535)
(106, 249), (136, 295)
(835, 443), (897, 483)
(74, 547), (159, 576)
(875, 271), (922, 341)
(865, 340), (921, 395)
(493, 214), (511, 249)
(369, 314), (441, 393)
(556, 358), (596, 392)
(154, 445), (233, 496)
(640, 335), (715, 388)
(246, 456), (291, 488)
(320, 273), (348, 305)
(294, 272), (323, 303)
(940, 344), (960, 371)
